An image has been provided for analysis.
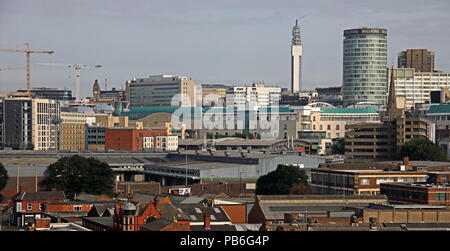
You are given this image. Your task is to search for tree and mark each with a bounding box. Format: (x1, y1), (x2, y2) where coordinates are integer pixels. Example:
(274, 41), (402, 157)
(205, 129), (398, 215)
(41, 155), (114, 199)
(255, 164), (310, 195)
(0, 163), (8, 202)
(331, 138), (345, 155)
(399, 136), (448, 161)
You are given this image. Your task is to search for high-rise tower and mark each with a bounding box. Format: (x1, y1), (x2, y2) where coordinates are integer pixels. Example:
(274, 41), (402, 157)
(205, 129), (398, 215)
(291, 19), (302, 93)
(342, 27), (388, 106)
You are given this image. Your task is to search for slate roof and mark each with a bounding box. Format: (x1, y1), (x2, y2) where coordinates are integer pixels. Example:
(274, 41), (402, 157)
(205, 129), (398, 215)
(190, 224), (237, 231)
(82, 217), (114, 228)
(140, 218), (174, 231)
(175, 204), (231, 223)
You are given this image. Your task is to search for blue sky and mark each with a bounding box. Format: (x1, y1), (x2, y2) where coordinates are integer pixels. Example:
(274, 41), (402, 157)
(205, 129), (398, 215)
(0, 0), (449, 97)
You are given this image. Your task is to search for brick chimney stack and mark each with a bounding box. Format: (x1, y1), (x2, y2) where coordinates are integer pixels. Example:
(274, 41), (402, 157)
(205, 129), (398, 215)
(19, 186), (26, 193)
(204, 212), (211, 230)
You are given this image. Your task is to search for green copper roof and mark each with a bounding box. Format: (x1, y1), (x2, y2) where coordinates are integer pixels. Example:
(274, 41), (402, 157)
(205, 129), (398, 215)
(427, 104), (450, 114)
(320, 108), (378, 114)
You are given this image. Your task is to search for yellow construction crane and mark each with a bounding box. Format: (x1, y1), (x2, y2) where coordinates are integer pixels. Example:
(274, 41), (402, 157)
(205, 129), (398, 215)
(0, 43), (54, 96)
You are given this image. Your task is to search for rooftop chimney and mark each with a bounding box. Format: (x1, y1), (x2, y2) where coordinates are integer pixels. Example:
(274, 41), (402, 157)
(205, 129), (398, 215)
(203, 212), (211, 230)
(369, 217), (378, 231)
(19, 186), (26, 193)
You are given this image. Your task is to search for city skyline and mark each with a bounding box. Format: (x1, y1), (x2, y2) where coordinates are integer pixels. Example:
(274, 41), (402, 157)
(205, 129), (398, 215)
(0, 0), (449, 98)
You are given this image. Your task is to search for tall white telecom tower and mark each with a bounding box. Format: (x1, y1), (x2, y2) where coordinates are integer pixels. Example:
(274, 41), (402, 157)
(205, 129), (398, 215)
(291, 19), (302, 93)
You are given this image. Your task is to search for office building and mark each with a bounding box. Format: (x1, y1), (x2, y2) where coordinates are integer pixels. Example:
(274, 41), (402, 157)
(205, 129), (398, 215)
(291, 19), (303, 93)
(201, 84), (227, 107)
(87, 126), (105, 151)
(59, 111), (88, 151)
(398, 49), (435, 72)
(311, 158), (428, 195)
(226, 83), (281, 109)
(345, 69), (429, 160)
(17, 87), (75, 102)
(4, 97), (60, 150)
(389, 68), (450, 109)
(127, 75), (196, 108)
(342, 27), (388, 106)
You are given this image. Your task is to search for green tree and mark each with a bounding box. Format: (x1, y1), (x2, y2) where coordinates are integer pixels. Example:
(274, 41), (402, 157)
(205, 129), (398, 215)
(255, 164), (310, 195)
(399, 136), (448, 161)
(0, 163), (8, 202)
(41, 155), (114, 199)
(331, 138), (345, 155)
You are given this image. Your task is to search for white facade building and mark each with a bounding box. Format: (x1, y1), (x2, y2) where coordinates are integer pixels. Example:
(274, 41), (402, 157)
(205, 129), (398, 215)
(225, 83), (281, 109)
(156, 136), (178, 151)
(389, 68), (450, 109)
(143, 136), (154, 149)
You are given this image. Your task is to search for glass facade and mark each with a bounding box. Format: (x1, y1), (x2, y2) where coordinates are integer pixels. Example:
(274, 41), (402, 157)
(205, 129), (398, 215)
(343, 28), (388, 106)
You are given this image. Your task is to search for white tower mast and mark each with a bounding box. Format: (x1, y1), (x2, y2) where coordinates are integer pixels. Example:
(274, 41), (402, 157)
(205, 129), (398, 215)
(291, 19), (303, 93)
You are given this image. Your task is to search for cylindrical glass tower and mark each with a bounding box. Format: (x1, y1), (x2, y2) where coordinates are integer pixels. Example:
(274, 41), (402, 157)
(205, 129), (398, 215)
(343, 27), (388, 106)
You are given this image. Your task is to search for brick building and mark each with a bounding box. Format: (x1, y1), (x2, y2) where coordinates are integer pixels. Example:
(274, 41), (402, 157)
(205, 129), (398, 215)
(104, 128), (167, 151)
(380, 182), (450, 205)
(59, 122), (87, 151)
(11, 188), (66, 226)
(311, 157), (428, 195)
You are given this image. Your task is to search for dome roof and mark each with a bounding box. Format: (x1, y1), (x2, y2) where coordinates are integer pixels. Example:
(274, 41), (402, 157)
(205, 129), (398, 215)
(124, 202), (137, 211)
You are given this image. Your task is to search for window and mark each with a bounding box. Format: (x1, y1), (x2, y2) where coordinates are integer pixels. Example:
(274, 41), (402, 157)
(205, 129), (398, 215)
(376, 177), (394, 184)
(336, 125), (340, 130)
(327, 125), (331, 130)
(27, 203), (32, 211)
(360, 178), (370, 185)
(74, 206), (83, 211)
(436, 193), (446, 201)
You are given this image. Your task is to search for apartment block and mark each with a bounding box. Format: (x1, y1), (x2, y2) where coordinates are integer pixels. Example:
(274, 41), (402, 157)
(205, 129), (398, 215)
(4, 97), (59, 150)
